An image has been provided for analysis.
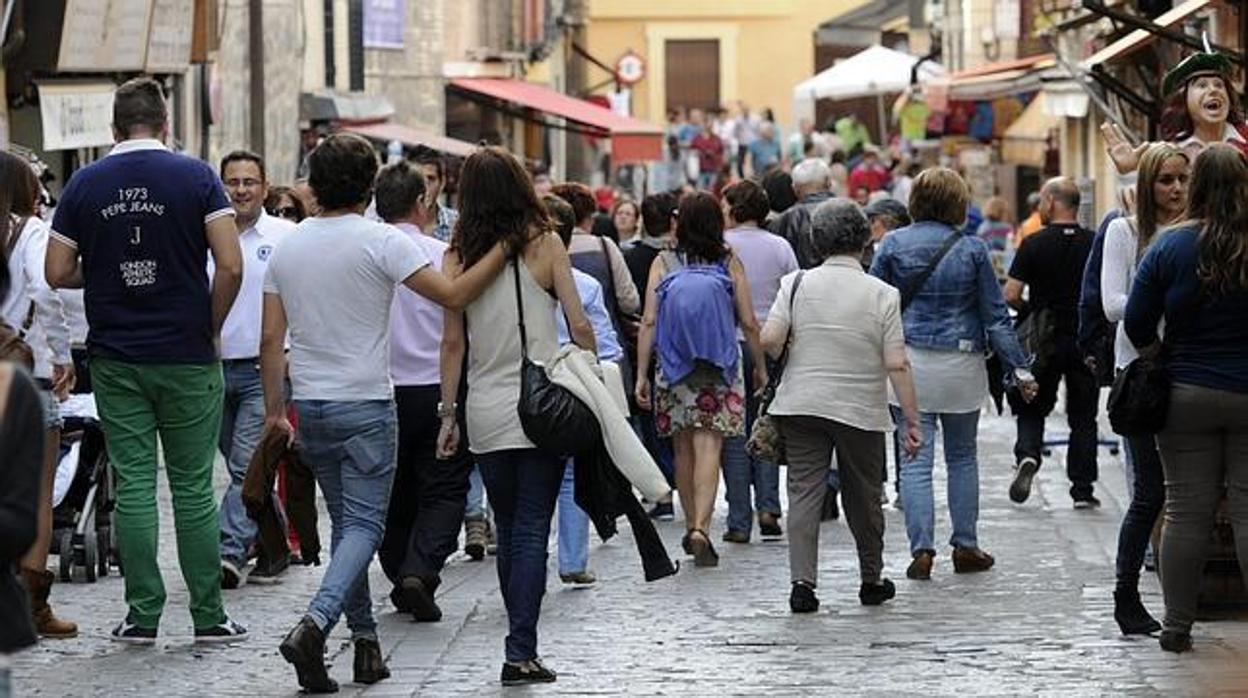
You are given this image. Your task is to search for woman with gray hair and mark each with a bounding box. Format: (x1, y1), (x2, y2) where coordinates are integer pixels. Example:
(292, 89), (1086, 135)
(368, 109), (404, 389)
(762, 199), (922, 614)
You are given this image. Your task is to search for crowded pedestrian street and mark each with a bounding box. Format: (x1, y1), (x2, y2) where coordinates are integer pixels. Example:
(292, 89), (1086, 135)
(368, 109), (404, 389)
(10, 409), (1247, 696)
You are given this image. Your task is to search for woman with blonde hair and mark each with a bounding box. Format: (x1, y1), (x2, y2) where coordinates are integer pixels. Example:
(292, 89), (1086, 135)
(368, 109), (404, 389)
(976, 196), (1013, 251)
(1124, 143), (1248, 653)
(1101, 142), (1189, 635)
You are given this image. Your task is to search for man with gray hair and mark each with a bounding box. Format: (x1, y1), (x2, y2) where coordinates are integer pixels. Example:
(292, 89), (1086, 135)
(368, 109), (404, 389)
(768, 158), (834, 269)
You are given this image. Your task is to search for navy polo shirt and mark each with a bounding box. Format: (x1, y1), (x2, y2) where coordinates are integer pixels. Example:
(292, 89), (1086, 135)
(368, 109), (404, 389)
(51, 140), (234, 363)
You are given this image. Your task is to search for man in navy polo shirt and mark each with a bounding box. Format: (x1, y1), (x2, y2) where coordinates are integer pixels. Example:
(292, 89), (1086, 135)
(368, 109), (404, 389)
(45, 77), (248, 644)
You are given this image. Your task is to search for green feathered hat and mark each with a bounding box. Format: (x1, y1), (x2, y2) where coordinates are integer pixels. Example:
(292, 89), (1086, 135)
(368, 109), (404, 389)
(1162, 50), (1235, 97)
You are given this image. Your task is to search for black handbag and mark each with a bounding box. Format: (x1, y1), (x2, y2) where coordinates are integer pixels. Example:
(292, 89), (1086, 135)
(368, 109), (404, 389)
(512, 262), (601, 457)
(1107, 354), (1170, 436)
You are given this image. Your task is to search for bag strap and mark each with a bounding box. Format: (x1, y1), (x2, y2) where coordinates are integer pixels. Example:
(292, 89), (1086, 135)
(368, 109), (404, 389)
(900, 230), (961, 312)
(512, 261), (529, 362)
(774, 271), (806, 375)
(5, 215), (29, 256)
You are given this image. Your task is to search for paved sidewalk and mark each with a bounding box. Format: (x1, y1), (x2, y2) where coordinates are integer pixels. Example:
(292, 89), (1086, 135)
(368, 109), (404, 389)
(12, 410), (1248, 696)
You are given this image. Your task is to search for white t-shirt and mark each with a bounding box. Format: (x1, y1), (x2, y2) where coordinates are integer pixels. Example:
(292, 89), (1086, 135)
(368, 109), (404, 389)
(212, 211), (295, 359)
(263, 214), (430, 400)
(2, 216), (71, 379)
(388, 222), (448, 387)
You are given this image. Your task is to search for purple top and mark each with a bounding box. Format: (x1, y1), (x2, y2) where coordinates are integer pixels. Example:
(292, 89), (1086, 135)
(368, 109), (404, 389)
(725, 225), (799, 332)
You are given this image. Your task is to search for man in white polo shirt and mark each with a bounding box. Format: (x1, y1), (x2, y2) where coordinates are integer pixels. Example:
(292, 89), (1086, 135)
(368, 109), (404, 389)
(215, 151), (295, 588)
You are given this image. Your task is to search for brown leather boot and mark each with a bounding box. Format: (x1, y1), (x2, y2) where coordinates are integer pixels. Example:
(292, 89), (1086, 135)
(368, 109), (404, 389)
(22, 568), (79, 638)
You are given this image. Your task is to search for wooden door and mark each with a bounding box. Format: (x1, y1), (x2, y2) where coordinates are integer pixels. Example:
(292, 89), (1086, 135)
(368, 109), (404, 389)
(664, 39), (720, 113)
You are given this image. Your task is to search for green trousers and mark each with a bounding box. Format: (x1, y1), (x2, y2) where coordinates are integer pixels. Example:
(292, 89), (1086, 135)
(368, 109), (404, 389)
(93, 358), (226, 629)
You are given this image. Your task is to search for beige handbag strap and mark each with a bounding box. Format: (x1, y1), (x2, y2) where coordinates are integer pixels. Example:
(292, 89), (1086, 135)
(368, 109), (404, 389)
(0, 363), (13, 424)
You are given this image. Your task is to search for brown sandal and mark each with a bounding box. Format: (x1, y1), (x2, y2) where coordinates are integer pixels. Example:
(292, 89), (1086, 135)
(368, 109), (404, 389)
(688, 529), (719, 568)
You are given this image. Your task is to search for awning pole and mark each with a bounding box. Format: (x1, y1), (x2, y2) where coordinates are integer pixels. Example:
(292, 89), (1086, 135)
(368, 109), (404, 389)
(876, 93), (887, 144)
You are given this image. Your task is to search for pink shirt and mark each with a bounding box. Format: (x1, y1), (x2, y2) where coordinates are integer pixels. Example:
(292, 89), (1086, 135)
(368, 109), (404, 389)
(388, 222), (448, 386)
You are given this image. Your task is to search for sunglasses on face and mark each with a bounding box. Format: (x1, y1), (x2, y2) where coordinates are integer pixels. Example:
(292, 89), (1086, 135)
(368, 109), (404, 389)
(269, 206), (300, 221)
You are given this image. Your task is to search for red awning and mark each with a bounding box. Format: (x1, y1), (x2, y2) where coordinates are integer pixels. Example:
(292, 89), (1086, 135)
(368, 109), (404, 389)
(343, 122), (477, 158)
(449, 78), (663, 163)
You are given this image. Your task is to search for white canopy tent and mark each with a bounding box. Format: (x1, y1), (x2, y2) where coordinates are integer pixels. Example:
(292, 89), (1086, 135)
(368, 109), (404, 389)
(793, 44), (945, 136)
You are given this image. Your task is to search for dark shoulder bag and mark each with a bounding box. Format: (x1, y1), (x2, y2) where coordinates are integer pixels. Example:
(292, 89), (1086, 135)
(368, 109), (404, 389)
(1107, 351), (1170, 436)
(512, 261), (601, 457)
(745, 271), (805, 464)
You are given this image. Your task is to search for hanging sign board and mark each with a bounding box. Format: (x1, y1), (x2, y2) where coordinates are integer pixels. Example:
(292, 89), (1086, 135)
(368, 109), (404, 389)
(38, 82), (117, 152)
(147, 0), (196, 72)
(58, 0), (155, 72)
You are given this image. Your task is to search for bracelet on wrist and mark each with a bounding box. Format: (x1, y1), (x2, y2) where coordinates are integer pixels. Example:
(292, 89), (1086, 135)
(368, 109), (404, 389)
(436, 401), (457, 419)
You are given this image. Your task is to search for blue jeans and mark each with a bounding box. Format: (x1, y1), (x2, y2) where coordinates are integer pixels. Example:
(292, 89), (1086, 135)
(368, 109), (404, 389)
(295, 400), (397, 638)
(466, 464), (488, 519)
(722, 343), (781, 534)
(217, 360), (267, 565)
(634, 413), (675, 488)
(477, 448), (563, 663)
(1114, 434), (1164, 592)
(557, 461), (589, 574)
(891, 407), (981, 554)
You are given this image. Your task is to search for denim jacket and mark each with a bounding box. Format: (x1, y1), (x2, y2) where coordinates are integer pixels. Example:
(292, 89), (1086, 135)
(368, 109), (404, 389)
(870, 221), (1030, 370)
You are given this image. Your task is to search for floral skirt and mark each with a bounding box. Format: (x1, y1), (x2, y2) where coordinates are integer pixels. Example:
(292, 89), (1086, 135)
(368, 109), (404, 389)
(654, 358), (745, 438)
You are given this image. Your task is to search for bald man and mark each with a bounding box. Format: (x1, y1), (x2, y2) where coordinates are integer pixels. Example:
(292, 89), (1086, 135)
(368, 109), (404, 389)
(1002, 177), (1101, 509)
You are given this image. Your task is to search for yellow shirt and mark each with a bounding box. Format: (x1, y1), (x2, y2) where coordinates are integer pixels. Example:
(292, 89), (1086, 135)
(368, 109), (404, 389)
(1016, 212), (1043, 247)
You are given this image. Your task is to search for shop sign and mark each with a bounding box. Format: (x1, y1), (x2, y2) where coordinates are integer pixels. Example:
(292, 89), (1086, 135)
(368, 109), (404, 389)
(147, 0), (196, 72)
(615, 51), (646, 85)
(38, 82), (117, 152)
(364, 0), (406, 49)
(58, 0), (155, 72)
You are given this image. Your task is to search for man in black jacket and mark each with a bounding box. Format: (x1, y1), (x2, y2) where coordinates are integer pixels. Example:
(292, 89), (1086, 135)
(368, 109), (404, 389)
(768, 158), (834, 269)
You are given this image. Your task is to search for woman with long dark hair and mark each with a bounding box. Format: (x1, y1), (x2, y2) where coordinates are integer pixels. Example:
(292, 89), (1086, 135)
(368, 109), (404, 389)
(634, 191), (767, 567)
(438, 147), (595, 685)
(1100, 143), (1189, 635)
(0, 149), (75, 638)
(1125, 143), (1248, 653)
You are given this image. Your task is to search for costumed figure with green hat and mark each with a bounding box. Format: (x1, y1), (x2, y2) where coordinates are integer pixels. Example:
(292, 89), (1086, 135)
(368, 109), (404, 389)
(1102, 43), (1248, 176)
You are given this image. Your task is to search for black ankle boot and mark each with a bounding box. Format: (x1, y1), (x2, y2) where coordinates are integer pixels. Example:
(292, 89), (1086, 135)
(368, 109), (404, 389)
(279, 617), (338, 693)
(353, 637), (391, 684)
(1159, 629), (1193, 653)
(1113, 589), (1161, 635)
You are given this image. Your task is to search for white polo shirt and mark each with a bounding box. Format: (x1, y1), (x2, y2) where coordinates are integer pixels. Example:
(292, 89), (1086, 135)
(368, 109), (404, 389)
(215, 210), (295, 359)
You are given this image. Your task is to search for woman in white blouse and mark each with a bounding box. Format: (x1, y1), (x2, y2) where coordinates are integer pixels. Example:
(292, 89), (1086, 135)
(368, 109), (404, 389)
(762, 199), (921, 614)
(1099, 142), (1188, 636)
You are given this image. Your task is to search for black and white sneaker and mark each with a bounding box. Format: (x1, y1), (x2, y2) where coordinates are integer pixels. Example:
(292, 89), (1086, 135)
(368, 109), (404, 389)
(194, 617), (249, 644)
(1009, 457), (1040, 504)
(110, 614), (158, 645)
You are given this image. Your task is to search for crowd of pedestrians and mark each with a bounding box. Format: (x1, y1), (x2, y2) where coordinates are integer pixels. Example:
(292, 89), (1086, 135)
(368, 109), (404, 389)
(3, 51), (1248, 693)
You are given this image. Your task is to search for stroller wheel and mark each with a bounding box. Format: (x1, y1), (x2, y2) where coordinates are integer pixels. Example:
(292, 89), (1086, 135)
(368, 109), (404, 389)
(83, 530), (99, 583)
(58, 530), (74, 583)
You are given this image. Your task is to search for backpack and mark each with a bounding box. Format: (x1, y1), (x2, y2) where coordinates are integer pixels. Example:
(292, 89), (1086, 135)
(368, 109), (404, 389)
(654, 251), (738, 385)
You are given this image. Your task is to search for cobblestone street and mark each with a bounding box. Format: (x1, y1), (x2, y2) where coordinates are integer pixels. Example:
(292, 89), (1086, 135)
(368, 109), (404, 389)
(12, 410), (1248, 696)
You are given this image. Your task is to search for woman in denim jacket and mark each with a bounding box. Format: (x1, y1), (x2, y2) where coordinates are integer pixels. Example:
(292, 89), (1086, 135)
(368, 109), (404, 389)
(870, 168), (1037, 581)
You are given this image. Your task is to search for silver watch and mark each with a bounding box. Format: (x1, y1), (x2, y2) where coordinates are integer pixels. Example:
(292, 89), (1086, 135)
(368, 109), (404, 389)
(436, 401), (457, 418)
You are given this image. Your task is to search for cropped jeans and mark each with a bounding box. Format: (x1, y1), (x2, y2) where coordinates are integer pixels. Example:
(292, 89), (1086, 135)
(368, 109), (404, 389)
(295, 400), (397, 639)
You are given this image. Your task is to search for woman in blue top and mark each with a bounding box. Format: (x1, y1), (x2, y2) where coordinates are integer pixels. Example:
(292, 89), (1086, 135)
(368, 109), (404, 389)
(1124, 143), (1248, 654)
(635, 192), (767, 567)
(870, 168), (1037, 581)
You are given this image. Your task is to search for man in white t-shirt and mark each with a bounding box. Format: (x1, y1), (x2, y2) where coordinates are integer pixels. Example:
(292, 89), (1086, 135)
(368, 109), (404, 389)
(262, 134), (507, 693)
(371, 160), (470, 624)
(214, 150), (295, 589)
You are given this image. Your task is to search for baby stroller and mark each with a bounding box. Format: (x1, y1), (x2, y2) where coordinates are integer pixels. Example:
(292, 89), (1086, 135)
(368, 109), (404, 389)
(51, 395), (121, 583)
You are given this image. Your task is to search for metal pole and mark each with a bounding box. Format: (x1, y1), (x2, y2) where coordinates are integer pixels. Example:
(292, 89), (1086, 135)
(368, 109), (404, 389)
(249, 0), (266, 155)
